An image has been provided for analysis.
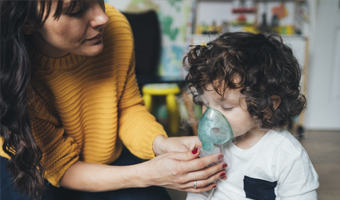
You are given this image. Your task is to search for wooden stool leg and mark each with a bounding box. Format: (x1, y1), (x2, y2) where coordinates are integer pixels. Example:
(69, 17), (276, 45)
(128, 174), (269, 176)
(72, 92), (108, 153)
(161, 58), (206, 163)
(166, 94), (179, 134)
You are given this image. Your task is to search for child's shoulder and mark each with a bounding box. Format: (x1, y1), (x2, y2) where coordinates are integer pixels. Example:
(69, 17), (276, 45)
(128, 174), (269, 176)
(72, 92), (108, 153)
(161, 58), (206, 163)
(267, 129), (302, 147)
(265, 129), (306, 161)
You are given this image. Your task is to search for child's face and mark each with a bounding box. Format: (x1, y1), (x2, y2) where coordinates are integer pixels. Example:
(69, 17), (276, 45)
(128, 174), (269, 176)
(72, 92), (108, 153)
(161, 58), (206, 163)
(201, 84), (259, 139)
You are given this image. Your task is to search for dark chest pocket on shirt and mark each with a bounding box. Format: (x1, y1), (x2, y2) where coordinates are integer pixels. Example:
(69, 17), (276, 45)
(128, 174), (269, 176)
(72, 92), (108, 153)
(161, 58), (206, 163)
(243, 176), (277, 200)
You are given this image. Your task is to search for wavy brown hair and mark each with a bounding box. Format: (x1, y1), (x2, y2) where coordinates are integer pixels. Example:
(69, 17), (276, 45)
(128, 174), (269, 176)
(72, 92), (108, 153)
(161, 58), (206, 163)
(183, 32), (306, 129)
(0, 0), (82, 199)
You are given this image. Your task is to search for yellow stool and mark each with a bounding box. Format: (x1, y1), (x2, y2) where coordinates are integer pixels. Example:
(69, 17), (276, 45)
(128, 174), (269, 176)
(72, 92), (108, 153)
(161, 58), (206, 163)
(142, 83), (180, 134)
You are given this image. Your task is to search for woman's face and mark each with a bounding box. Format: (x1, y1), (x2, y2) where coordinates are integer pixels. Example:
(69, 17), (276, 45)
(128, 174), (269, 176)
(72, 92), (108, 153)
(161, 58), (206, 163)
(32, 0), (109, 57)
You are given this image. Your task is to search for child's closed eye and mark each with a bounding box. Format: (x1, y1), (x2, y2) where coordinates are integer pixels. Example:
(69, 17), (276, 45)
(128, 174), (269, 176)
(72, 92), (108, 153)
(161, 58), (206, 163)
(222, 107), (233, 111)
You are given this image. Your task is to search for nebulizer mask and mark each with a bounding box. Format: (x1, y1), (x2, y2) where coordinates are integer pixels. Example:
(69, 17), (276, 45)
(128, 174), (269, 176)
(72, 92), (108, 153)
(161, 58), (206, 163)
(197, 106), (234, 200)
(198, 106), (234, 157)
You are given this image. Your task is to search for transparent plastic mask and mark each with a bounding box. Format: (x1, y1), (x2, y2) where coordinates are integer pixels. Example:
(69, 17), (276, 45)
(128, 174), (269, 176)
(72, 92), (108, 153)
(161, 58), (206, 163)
(197, 106), (234, 200)
(198, 106), (234, 156)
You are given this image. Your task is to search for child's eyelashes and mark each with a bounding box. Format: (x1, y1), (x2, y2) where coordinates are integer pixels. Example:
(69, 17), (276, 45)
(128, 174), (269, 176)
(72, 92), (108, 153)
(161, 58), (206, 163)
(221, 107), (233, 111)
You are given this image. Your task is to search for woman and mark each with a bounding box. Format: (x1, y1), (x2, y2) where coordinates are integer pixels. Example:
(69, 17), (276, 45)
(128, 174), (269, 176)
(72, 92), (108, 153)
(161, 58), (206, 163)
(0, 0), (227, 199)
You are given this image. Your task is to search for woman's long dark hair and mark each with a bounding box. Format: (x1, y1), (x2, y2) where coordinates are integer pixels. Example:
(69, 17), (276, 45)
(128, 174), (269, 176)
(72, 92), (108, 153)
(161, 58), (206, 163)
(0, 0), (78, 199)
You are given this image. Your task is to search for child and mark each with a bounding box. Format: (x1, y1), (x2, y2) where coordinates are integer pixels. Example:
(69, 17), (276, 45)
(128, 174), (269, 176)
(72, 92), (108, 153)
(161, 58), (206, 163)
(184, 32), (319, 200)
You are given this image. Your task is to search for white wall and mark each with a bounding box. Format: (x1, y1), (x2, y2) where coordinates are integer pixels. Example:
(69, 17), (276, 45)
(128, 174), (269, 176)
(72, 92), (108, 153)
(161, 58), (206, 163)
(304, 0), (340, 130)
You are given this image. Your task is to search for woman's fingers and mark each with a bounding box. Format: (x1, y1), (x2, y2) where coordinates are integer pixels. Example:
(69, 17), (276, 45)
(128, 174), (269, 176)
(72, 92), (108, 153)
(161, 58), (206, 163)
(165, 150), (227, 190)
(168, 148), (224, 169)
(167, 149), (227, 177)
(167, 148), (201, 161)
(186, 161), (228, 182)
(153, 136), (202, 155)
(144, 149), (228, 192)
(181, 169), (226, 191)
(180, 151), (225, 172)
(174, 162), (227, 192)
(183, 182), (216, 193)
(177, 136), (202, 151)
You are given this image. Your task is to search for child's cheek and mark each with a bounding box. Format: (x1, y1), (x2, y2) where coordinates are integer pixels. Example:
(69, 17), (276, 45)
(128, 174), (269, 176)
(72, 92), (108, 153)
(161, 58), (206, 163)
(228, 111), (253, 137)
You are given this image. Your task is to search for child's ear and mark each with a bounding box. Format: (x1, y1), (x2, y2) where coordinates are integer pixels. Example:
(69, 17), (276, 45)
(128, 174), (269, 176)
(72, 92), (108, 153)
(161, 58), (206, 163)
(24, 20), (35, 35)
(271, 95), (281, 110)
(202, 105), (207, 114)
(262, 95), (281, 122)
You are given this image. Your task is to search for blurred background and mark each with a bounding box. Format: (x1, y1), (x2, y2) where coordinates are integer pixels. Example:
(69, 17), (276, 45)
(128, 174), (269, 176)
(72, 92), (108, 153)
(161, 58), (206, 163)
(106, 0), (339, 199)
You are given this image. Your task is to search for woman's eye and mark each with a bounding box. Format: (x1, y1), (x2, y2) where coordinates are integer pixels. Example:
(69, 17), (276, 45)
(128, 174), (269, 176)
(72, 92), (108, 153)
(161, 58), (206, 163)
(68, 3), (87, 17)
(69, 8), (84, 17)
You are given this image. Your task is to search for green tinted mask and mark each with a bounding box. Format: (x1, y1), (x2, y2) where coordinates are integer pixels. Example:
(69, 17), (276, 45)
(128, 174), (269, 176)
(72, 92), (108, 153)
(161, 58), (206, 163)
(198, 106), (234, 156)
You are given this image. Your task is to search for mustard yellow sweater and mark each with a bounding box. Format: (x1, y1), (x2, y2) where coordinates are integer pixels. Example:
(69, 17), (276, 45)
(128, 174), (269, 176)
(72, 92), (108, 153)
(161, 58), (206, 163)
(0, 4), (167, 187)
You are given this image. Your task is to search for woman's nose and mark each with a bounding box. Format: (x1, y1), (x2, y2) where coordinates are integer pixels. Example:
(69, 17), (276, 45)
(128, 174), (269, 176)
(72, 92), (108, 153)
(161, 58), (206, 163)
(90, 2), (109, 29)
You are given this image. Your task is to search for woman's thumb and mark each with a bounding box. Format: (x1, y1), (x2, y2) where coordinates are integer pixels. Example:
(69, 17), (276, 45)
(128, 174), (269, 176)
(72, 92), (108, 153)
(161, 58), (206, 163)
(170, 148), (200, 161)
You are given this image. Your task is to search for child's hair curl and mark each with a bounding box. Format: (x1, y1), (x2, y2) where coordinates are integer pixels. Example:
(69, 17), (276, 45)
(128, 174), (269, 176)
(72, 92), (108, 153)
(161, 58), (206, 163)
(183, 32), (306, 129)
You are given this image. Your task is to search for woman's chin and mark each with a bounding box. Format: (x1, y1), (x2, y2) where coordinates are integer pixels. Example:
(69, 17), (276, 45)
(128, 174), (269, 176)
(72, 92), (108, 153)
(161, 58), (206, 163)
(82, 44), (104, 57)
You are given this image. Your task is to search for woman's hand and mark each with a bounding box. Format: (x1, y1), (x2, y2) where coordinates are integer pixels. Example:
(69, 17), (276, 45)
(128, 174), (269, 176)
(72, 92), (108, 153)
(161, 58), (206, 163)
(153, 135), (202, 155)
(60, 146), (227, 193)
(137, 148), (227, 193)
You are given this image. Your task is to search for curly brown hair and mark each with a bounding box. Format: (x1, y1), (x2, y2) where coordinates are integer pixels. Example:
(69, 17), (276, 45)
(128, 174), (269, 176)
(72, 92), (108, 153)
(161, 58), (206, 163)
(183, 32), (306, 129)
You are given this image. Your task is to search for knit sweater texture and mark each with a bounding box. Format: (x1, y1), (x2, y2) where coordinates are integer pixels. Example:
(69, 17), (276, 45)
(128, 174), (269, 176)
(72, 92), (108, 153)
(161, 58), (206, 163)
(0, 4), (167, 187)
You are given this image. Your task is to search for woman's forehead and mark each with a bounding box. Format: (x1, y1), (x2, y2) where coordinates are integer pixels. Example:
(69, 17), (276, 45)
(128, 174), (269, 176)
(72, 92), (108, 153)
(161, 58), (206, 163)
(62, 0), (77, 8)
(38, 0), (77, 18)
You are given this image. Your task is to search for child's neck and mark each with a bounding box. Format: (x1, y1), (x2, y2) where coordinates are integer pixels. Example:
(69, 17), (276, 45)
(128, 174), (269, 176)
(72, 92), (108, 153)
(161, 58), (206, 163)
(233, 127), (267, 150)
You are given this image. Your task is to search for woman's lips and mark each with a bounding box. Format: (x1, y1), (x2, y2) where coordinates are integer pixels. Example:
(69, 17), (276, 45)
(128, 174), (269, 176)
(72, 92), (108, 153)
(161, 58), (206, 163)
(86, 33), (103, 42)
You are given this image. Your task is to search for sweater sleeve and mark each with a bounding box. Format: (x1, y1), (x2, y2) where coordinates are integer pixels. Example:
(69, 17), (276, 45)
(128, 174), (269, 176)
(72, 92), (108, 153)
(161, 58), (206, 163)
(28, 95), (79, 187)
(117, 51), (168, 160)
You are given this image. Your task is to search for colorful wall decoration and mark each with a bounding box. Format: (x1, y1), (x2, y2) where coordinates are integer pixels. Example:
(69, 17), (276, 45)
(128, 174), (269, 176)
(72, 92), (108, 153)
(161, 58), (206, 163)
(106, 0), (193, 78)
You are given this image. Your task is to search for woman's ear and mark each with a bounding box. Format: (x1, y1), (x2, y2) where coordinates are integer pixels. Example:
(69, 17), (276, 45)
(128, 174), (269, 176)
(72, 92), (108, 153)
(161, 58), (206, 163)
(24, 20), (35, 35)
(271, 95), (281, 110)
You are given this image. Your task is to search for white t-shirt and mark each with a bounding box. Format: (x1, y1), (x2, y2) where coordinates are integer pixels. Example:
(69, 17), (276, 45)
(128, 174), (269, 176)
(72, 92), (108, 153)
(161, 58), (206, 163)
(187, 129), (319, 200)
